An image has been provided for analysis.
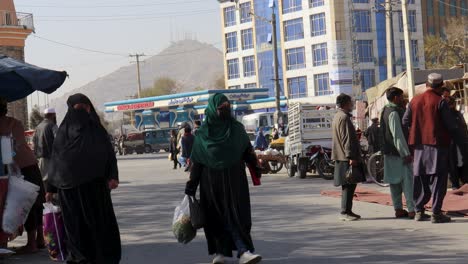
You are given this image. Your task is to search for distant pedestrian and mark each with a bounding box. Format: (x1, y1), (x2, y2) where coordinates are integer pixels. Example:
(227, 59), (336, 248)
(254, 128), (268, 150)
(186, 93), (262, 264)
(403, 73), (461, 223)
(364, 118), (382, 154)
(32, 108), (58, 185)
(380, 88), (415, 219)
(272, 128), (279, 140)
(170, 130), (181, 169)
(332, 93), (362, 221)
(46, 94), (121, 263)
(177, 122), (190, 150)
(179, 126), (195, 172)
(193, 120), (202, 135)
(446, 96), (468, 189)
(0, 97), (45, 253)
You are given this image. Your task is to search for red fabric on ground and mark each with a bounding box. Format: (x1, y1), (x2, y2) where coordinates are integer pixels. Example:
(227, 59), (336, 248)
(321, 184), (468, 217)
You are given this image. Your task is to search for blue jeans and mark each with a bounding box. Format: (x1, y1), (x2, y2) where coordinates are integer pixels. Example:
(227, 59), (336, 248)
(178, 157), (188, 167)
(225, 221), (248, 256)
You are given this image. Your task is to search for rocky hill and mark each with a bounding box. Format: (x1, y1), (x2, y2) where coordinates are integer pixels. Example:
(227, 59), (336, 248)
(49, 40), (223, 118)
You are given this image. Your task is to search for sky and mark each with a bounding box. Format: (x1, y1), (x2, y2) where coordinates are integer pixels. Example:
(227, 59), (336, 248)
(14, 0), (222, 108)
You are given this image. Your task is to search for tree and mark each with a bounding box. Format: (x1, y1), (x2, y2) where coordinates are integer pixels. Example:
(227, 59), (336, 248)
(214, 74), (226, 89)
(29, 105), (43, 129)
(140, 77), (178, 97)
(424, 17), (468, 69)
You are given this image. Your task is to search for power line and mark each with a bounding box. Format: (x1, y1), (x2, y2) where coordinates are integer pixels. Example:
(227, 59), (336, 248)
(17, 0), (207, 8)
(436, 0), (468, 11)
(35, 10), (218, 22)
(32, 35), (128, 57)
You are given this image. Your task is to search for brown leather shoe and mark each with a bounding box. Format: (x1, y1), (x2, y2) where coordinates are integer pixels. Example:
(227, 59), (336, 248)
(407, 211), (416, 219)
(395, 209), (409, 218)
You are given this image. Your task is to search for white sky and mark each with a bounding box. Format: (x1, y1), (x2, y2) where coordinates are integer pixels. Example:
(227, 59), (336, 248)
(15, 0), (222, 107)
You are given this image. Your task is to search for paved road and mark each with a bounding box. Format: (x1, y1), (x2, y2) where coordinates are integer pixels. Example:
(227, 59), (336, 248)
(6, 153), (468, 264)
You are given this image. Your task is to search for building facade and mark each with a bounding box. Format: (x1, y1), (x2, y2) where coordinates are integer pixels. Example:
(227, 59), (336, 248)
(421, 0), (467, 37)
(0, 0), (34, 126)
(217, 0), (425, 100)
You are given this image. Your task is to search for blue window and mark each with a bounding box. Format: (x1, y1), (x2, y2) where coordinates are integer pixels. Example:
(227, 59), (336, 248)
(240, 2), (252, 23)
(427, 0), (434, 16)
(227, 59), (240, 79)
(284, 18), (304, 41)
(354, 40), (374, 63)
(241, 28), (254, 50)
(228, 85), (241, 89)
(314, 73), (332, 96)
(400, 40), (419, 65)
(312, 43), (328, 66)
(286, 47), (306, 70)
(225, 32), (238, 53)
(352, 0), (369, 3)
(287, 76), (307, 98)
(398, 10), (417, 32)
(243, 56), (256, 77)
(244, 83), (257, 88)
(282, 0), (302, 14)
(439, 0), (446, 16)
(353, 10), (371, 32)
(310, 0), (324, 8)
(449, 0), (457, 16)
(224, 6), (236, 27)
(462, 1), (467, 16)
(360, 69), (375, 90)
(310, 13), (326, 37)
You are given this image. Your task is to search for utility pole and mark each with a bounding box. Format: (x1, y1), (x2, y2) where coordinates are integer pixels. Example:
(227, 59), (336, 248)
(385, 1), (394, 79)
(401, 0), (415, 99)
(271, 4), (283, 127)
(129, 53), (145, 98)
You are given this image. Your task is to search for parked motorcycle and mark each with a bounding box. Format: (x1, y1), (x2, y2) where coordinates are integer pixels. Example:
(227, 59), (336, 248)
(305, 145), (334, 180)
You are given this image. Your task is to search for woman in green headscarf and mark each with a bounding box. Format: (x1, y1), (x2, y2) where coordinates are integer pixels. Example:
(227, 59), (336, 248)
(186, 93), (262, 264)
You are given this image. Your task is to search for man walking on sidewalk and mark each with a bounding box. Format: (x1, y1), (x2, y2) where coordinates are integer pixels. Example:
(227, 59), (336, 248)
(33, 108), (58, 184)
(403, 73), (461, 223)
(381, 88), (415, 219)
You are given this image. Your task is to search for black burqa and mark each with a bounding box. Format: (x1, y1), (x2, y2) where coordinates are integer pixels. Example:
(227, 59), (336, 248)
(48, 93), (121, 264)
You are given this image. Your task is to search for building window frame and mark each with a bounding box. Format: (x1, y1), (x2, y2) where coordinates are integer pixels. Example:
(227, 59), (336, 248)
(314, 73), (332, 96)
(284, 18), (304, 42)
(354, 40), (374, 63)
(310, 13), (326, 37)
(312, 43), (328, 66)
(243, 56), (256, 77)
(398, 10), (417, 32)
(240, 2), (252, 23)
(282, 0), (302, 14)
(285, 47), (306, 70)
(360, 69), (376, 91)
(353, 10), (371, 32)
(224, 6), (236, 27)
(241, 28), (254, 50)
(225, 32), (238, 53)
(227, 58), (240, 80)
(287, 76), (307, 99)
(310, 0), (324, 8)
(244, 83), (257, 88)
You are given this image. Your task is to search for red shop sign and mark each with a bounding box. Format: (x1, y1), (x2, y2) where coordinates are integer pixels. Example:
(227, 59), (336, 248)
(117, 102), (155, 111)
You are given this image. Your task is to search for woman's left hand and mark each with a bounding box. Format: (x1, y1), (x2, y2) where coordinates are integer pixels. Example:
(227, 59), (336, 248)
(108, 179), (119, 190)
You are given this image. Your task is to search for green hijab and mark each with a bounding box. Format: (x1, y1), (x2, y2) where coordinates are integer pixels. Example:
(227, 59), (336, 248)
(191, 93), (250, 170)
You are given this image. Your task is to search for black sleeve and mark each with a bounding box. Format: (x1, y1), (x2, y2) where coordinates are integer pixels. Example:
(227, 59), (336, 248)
(185, 161), (203, 196)
(106, 139), (119, 181)
(46, 182), (58, 193)
(402, 105), (412, 129)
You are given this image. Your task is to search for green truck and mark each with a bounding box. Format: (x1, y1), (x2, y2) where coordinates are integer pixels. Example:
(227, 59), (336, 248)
(143, 128), (174, 153)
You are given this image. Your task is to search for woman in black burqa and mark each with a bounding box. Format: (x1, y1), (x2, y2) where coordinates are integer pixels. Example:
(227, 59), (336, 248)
(185, 93), (262, 264)
(46, 93), (121, 264)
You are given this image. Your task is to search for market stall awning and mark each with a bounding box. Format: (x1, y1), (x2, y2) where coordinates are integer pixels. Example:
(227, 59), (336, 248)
(0, 55), (67, 102)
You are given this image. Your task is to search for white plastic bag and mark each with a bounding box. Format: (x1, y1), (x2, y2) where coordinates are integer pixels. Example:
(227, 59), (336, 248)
(172, 195), (196, 244)
(2, 176), (40, 234)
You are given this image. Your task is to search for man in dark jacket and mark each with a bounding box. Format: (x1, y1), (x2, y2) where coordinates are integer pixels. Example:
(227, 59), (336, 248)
(33, 108), (58, 183)
(332, 93), (362, 221)
(364, 118), (382, 154)
(403, 73), (461, 223)
(180, 126), (195, 172)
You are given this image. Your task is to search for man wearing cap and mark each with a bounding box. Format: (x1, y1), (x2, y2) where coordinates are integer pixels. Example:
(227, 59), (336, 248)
(403, 73), (461, 223)
(33, 108), (58, 184)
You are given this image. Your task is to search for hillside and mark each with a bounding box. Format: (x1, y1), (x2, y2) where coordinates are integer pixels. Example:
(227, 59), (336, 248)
(49, 40), (223, 118)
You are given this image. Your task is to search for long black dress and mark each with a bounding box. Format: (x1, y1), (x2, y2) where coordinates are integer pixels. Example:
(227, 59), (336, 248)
(48, 94), (121, 264)
(186, 145), (258, 257)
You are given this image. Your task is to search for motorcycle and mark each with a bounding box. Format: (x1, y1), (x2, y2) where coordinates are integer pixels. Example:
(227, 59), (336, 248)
(307, 145), (334, 180)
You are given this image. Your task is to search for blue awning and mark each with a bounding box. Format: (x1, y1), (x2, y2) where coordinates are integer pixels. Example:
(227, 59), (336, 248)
(0, 55), (67, 102)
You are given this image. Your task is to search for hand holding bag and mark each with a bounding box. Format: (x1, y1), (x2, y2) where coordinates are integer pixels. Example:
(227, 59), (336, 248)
(188, 196), (205, 229)
(345, 163), (366, 184)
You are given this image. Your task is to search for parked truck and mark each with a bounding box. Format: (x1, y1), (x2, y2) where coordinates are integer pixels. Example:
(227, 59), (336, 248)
(285, 102), (336, 179)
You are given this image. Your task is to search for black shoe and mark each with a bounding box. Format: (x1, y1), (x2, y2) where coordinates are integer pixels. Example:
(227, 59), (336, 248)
(431, 213), (451, 223)
(414, 211), (431, 221)
(184, 167), (190, 172)
(347, 211), (361, 219)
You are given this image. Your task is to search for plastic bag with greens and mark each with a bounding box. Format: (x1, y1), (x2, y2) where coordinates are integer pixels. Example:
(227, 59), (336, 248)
(172, 195), (196, 244)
